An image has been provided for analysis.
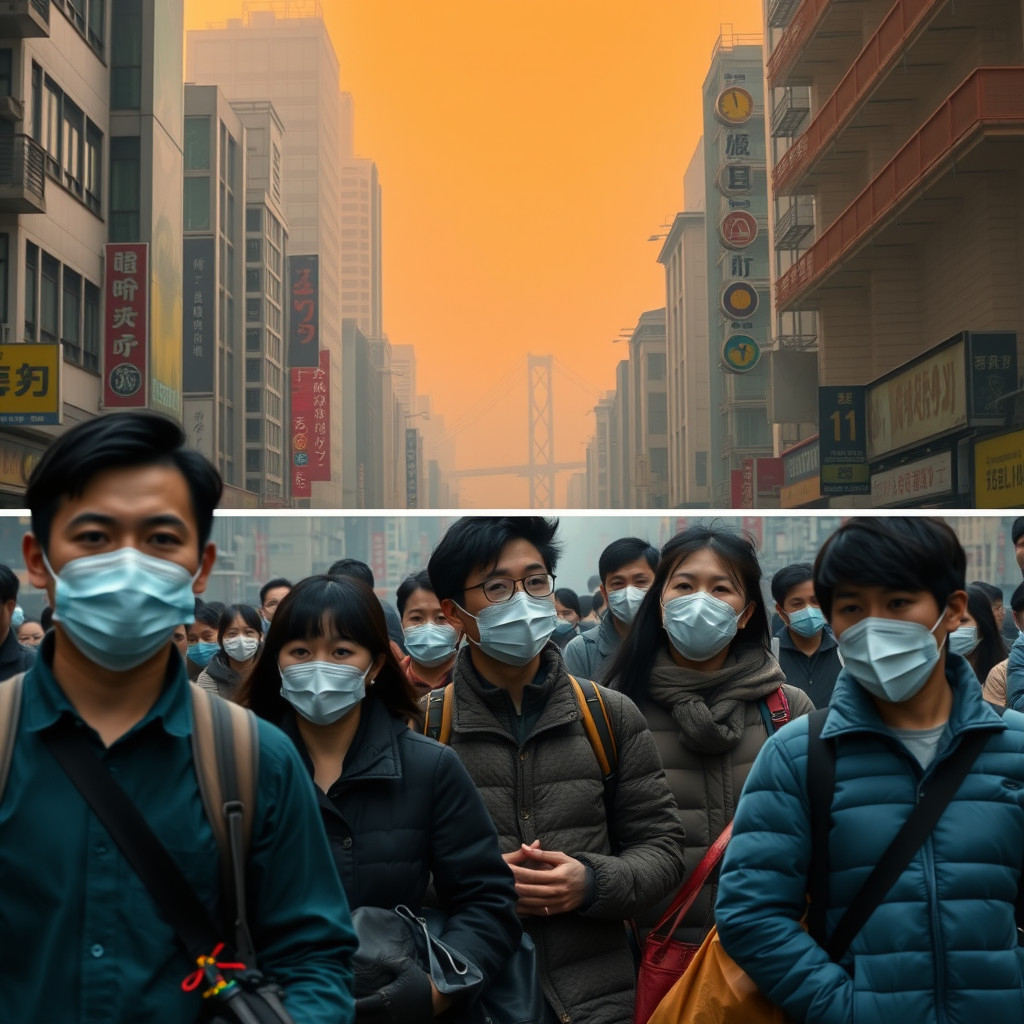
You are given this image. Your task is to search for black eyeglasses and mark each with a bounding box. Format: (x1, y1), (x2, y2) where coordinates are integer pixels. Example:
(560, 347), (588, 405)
(463, 573), (556, 604)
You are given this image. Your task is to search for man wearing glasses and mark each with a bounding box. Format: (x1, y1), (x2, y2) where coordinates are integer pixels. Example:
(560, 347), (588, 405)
(427, 517), (685, 1024)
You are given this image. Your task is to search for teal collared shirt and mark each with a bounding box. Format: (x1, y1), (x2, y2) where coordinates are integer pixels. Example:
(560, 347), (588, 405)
(0, 637), (356, 1023)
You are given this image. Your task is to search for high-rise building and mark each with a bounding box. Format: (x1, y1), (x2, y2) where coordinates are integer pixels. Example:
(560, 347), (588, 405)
(0, 0), (184, 506)
(702, 34), (774, 506)
(181, 85), (245, 488)
(340, 156), (381, 340)
(766, 0), (1024, 507)
(627, 309), (669, 508)
(658, 140), (711, 507)
(233, 99), (288, 503)
(187, 1), (345, 505)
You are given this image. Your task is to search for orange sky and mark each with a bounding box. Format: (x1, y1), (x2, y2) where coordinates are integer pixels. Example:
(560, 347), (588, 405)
(184, 0), (766, 507)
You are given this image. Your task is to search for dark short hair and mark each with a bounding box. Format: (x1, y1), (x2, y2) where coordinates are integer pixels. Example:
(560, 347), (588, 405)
(598, 538), (659, 585)
(396, 569), (434, 618)
(428, 517), (561, 603)
(969, 580), (1003, 605)
(25, 412), (223, 556)
(327, 558), (374, 588)
(0, 564), (18, 604)
(239, 575), (418, 723)
(40, 606), (53, 630)
(554, 588), (580, 616)
(1012, 517), (1024, 545)
(591, 590), (605, 613)
(771, 563), (814, 605)
(587, 575), (601, 592)
(193, 600), (222, 629)
(813, 517), (965, 619)
(1011, 581), (1024, 614)
(217, 604), (261, 647)
(605, 523), (769, 697)
(259, 578), (292, 604)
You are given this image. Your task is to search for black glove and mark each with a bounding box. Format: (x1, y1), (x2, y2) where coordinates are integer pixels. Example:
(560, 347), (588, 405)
(354, 959), (434, 1024)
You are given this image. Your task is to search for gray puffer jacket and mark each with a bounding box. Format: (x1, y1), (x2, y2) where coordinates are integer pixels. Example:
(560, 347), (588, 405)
(445, 644), (686, 1024)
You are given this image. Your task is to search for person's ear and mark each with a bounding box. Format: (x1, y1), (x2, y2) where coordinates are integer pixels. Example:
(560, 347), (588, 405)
(942, 590), (968, 633)
(23, 533), (51, 593)
(774, 602), (788, 625)
(441, 598), (467, 632)
(737, 603), (756, 631)
(192, 542), (217, 594)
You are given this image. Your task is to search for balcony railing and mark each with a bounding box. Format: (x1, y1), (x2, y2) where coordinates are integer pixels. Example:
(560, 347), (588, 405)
(774, 0), (946, 193)
(768, 0), (803, 28)
(0, 0), (50, 37)
(775, 195), (815, 249)
(768, 0), (835, 86)
(776, 68), (1024, 309)
(771, 87), (811, 138)
(0, 133), (46, 213)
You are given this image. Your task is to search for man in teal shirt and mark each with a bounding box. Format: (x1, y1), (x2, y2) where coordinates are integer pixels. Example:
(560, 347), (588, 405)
(0, 412), (356, 1023)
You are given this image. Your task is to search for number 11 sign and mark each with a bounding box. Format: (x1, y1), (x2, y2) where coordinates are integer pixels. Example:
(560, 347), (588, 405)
(818, 386), (871, 495)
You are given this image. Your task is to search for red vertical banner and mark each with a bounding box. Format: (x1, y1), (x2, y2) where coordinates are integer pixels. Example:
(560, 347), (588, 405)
(309, 349), (330, 481)
(730, 470), (743, 507)
(103, 243), (149, 408)
(741, 458), (755, 508)
(370, 532), (387, 585)
(290, 365), (315, 499)
(742, 516), (764, 548)
(674, 518), (689, 536)
(254, 532), (269, 583)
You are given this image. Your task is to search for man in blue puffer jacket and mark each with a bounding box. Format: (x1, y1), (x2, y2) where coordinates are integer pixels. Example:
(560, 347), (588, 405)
(716, 516), (1024, 1024)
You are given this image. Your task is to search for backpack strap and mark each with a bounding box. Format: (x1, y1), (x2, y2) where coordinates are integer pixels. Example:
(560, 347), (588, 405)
(758, 686), (791, 735)
(568, 675), (618, 781)
(423, 683), (454, 745)
(0, 673), (25, 805)
(189, 684), (259, 965)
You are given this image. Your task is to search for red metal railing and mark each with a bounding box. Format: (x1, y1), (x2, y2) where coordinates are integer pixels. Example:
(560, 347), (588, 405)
(768, 0), (835, 86)
(775, 0), (946, 193)
(776, 68), (1024, 309)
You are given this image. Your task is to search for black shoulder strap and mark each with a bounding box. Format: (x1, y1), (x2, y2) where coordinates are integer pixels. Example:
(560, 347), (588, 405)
(41, 718), (223, 963)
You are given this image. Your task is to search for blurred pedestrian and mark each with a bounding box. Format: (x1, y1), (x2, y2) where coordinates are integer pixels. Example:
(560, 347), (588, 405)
(259, 576), (292, 633)
(552, 587), (581, 650)
(394, 569), (459, 697)
(0, 564), (35, 681)
(196, 603), (262, 700)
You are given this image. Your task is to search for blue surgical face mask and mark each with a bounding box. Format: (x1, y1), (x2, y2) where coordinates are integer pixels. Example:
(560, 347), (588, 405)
(188, 641), (220, 667)
(459, 591), (558, 667)
(44, 548), (201, 673)
(837, 613), (945, 703)
(947, 626), (979, 658)
(662, 591), (743, 662)
(280, 660), (369, 725)
(786, 605), (827, 638)
(403, 623), (458, 667)
(554, 617), (576, 636)
(261, 616), (271, 634)
(10, 606), (24, 630)
(607, 586), (647, 626)
(223, 636), (260, 662)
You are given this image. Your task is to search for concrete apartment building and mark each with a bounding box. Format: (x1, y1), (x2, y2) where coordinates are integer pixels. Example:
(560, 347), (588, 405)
(702, 36), (775, 506)
(658, 140), (711, 507)
(0, 0), (184, 506)
(767, 0), (1024, 507)
(627, 308), (669, 508)
(187, 1), (345, 505)
(340, 156), (381, 340)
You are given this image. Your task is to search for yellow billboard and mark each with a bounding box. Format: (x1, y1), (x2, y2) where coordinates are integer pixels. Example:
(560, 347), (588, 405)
(974, 430), (1024, 508)
(0, 343), (61, 425)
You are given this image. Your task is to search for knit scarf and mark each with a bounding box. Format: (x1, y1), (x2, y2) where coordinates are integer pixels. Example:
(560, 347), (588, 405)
(646, 645), (787, 755)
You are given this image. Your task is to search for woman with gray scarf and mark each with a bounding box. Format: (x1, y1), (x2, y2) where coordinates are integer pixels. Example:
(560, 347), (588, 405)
(603, 524), (813, 948)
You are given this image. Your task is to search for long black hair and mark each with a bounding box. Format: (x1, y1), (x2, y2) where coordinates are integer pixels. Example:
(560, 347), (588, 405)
(603, 523), (769, 700)
(238, 575), (419, 723)
(964, 583), (1005, 685)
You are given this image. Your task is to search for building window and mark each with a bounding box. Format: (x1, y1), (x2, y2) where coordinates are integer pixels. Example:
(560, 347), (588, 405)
(647, 392), (668, 436)
(43, 79), (61, 175)
(110, 0), (142, 109)
(245, 358), (261, 383)
(245, 388), (261, 412)
(0, 50), (11, 98)
(30, 63), (41, 142)
(84, 122), (102, 214)
(88, 0), (105, 51)
(246, 206), (261, 234)
(245, 297), (261, 323)
(647, 352), (666, 381)
(184, 176), (211, 232)
(245, 327), (260, 352)
(83, 281), (100, 372)
(62, 99), (84, 196)
(109, 137), (140, 241)
(62, 268), (82, 360)
(695, 451), (708, 488)
(245, 419), (262, 443)
(245, 450), (262, 473)
(245, 237), (261, 262)
(184, 117), (211, 171)
(245, 268), (261, 294)
(39, 253), (59, 344)
(24, 242), (37, 340)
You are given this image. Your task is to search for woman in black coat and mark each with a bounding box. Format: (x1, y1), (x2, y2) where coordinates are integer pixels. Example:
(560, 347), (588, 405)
(241, 575), (521, 1023)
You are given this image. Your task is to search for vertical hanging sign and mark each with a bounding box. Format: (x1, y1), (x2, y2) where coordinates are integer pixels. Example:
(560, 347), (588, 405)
(290, 366), (314, 499)
(103, 243), (149, 408)
(309, 349), (331, 481)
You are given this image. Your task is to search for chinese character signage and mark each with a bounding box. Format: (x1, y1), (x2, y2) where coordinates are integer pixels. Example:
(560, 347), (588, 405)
(290, 366), (315, 499)
(406, 428), (419, 509)
(871, 450), (954, 507)
(103, 243), (149, 408)
(309, 349), (331, 481)
(182, 238), (216, 393)
(967, 332), (1017, 423)
(288, 255), (319, 368)
(974, 429), (1024, 508)
(818, 386), (870, 495)
(0, 343), (61, 425)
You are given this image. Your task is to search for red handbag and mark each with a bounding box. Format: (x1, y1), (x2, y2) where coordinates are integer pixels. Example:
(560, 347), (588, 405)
(633, 821), (734, 1024)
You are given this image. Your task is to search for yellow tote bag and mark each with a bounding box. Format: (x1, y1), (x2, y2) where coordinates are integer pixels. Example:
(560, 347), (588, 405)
(645, 924), (787, 1024)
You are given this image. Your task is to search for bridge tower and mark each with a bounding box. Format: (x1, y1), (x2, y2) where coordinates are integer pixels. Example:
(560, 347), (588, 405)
(527, 354), (555, 509)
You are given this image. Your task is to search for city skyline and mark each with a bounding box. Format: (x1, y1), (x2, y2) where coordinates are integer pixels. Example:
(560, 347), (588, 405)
(183, 0), (766, 506)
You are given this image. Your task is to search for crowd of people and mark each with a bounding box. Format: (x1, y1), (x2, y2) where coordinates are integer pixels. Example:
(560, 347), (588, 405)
(1, 411), (1024, 1024)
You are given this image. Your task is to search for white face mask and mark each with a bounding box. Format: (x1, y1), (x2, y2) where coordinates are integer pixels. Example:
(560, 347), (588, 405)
(459, 592), (558, 666)
(662, 591), (744, 662)
(223, 636), (260, 662)
(280, 660), (370, 725)
(607, 586), (647, 626)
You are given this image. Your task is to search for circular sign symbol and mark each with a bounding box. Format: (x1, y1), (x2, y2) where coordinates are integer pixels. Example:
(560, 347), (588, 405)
(293, 433), (308, 452)
(720, 211), (758, 250)
(715, 87), (754, 125)
(293, 451), (309, 467)
(721, 282), (760, 319)
(721, 334), (762, 374)
(108, 363), (142, 398)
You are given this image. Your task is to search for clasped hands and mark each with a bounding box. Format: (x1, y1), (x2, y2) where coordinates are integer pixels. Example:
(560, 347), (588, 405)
(502, 839), (588, 918)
